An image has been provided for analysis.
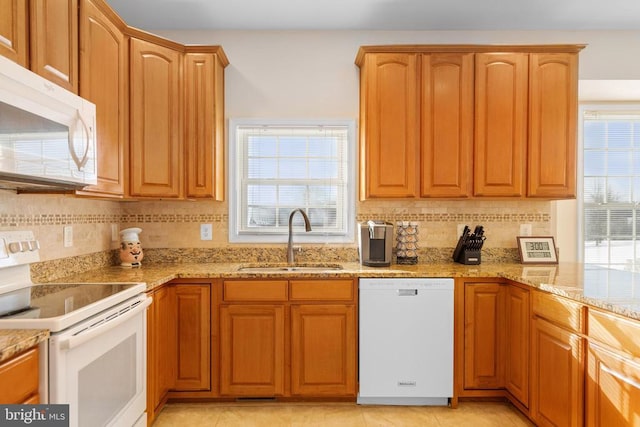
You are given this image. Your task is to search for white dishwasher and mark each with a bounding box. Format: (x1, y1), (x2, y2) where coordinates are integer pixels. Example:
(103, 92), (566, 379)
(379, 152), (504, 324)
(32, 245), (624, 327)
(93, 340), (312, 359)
(358, 277), (454, 406)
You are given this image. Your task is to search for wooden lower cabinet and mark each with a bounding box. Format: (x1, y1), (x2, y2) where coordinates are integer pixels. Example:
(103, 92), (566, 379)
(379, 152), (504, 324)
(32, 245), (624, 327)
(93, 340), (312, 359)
(219, 278), (357, 398)
(586, 343), (640, 427)
(530, 316), (583, 427)
(0, 346), (39, 404)
(462, 281), (506, 389)
(147, 285), (176, 425)
(586, 309), (640, 427)
(456, 279), (530, 410)
(173, 283), (211, 391)
(505, 284), (530, 407)
(219, 304), (286, 396)
(147, 281), (213, 425)
(290, 304), (356, 396)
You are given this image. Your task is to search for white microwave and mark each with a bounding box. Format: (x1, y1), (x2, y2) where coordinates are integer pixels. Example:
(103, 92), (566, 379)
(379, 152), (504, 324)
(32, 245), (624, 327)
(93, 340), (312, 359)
(0, 55), (97, 191)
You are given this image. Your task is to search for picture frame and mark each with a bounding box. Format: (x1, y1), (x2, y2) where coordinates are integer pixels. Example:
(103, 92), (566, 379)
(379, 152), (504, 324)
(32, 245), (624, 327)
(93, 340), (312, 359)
(516, 236), (558, 264)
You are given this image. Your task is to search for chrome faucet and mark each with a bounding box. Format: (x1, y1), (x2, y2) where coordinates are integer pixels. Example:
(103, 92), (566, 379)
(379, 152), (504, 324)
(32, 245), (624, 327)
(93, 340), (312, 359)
(287, 209), (312, 265)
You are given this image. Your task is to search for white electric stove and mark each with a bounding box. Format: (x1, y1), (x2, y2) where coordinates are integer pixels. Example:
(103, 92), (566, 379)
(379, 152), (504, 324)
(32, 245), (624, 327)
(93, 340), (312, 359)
(0, 230), (150, 427)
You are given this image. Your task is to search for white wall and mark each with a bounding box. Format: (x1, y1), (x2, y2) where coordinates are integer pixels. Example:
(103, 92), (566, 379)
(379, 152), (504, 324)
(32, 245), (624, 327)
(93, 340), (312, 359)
(155, 29), (640, 262)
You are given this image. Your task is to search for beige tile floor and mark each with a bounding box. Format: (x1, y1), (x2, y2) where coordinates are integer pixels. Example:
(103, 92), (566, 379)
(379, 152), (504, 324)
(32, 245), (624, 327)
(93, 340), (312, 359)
(153, 401), (534, 426)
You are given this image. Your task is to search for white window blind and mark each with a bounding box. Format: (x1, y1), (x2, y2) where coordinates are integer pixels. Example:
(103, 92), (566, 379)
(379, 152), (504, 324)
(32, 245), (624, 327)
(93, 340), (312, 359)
(582, 107), (640, 270)
(229, 120), (355, 243)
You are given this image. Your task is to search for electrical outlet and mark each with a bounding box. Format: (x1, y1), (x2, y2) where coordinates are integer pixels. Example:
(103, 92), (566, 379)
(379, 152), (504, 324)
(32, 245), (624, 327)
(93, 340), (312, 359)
(520, 224), (532, 236)
(111, 224), (119, 242)
(200, 224), (213, 241)
(63, 226), (73, 247)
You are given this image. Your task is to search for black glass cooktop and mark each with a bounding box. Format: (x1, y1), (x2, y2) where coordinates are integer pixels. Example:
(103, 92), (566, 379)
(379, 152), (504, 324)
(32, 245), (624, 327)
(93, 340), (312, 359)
(0, 282), (145, 320)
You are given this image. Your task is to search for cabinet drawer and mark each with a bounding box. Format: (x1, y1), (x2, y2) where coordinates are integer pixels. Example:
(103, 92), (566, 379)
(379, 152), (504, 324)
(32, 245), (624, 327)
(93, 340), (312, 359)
(290, 280), (354, 301)
(532, 290), (583, 333)
(0, 347), (39, 404)
(588, 309), (640, 358)
(223, 280), (288, 302)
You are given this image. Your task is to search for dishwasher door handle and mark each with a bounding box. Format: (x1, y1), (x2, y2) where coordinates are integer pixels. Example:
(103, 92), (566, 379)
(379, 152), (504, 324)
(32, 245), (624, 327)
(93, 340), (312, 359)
(397, 289), (418, 296)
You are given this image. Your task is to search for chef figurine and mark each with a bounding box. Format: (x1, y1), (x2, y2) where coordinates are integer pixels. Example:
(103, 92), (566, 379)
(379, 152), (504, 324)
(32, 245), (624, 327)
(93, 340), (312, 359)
(119, 227), (144, 267)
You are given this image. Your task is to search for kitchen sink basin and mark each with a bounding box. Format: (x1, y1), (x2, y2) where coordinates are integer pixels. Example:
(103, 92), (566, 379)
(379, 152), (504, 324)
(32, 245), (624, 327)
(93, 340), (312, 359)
(237, 263), (343, 273)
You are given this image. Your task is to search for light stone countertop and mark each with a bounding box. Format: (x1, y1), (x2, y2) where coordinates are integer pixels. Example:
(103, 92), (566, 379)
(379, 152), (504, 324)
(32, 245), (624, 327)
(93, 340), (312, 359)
(46, 261), (640, 321)
(0, 329), (48, 363)
(3, 261), (639, 359)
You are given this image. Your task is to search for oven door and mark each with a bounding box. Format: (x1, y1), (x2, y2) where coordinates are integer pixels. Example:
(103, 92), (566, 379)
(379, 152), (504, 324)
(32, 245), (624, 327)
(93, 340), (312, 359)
(48, 295), (151, 427)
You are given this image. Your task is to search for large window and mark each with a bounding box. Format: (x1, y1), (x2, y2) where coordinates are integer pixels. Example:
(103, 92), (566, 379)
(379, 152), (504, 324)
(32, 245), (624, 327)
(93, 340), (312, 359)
(229, 119), (355, 243)
(581, 105), (640, 271)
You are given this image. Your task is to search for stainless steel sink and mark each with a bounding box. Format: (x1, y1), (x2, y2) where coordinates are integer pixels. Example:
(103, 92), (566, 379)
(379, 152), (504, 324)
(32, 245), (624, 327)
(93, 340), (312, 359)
(237, 264), (343, 273)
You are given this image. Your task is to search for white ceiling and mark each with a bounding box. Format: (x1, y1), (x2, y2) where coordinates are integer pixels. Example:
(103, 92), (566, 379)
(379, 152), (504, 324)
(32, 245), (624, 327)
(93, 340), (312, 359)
(105, 0), (640, 31)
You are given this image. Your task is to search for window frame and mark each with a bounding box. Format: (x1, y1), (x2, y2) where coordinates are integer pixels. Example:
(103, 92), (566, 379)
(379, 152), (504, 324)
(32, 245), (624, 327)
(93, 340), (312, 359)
(578, 102), (640, 269)
(228, 118), (357, 244)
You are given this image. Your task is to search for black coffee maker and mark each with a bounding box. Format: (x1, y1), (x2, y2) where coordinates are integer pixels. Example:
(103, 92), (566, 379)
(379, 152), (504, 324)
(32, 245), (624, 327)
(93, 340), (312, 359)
(358, 220), (393, 267)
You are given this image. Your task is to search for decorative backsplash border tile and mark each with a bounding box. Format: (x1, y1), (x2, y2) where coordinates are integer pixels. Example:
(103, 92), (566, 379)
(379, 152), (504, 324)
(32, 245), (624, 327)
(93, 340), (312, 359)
(3, 212), (548, 227)
(356, 212), (550, 222)
(0, 214), (120, 227)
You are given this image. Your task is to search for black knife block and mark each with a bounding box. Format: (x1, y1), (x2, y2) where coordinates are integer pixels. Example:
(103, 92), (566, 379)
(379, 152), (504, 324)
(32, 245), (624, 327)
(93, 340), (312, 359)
(458, 249), (481, 265)
(452, 233), (484, 265)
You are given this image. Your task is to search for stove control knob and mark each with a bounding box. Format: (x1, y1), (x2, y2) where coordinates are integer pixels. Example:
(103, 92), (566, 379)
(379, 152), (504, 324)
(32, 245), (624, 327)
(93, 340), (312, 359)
(8, 241), (23, 253)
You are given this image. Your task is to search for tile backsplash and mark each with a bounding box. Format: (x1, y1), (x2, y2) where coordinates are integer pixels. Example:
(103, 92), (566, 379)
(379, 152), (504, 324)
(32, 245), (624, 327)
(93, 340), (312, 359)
(1, 189), (550, 265)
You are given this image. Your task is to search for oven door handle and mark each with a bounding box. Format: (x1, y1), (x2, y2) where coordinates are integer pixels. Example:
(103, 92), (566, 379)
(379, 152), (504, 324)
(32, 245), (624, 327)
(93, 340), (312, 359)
(59, 297), (151, 350)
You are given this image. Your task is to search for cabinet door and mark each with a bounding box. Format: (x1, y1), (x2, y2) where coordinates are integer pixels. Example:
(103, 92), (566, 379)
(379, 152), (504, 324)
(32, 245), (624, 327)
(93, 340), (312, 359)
(360, 53), (419, 199)
(129, 38), (183, 198)
(173, 284), (211, 391)
(0, 346), (39, 404)
(147, 286), (176, 420)
(290, 304), (356, 396)
(219, 305), (286, 396)
(464, 283), (506, 389)
(29, 0), (78, 93)
(505, 284), (530, 406)
(586, 343), (640, 427)
(528, 52), (578, 198)
(184, 52), (225, 200)
(78, 0), (128, 197)
(0, 0), (28, 66)
(474, 53), (528, 197)
(530, 317), (583, 427)
(421, 53), (474, 198)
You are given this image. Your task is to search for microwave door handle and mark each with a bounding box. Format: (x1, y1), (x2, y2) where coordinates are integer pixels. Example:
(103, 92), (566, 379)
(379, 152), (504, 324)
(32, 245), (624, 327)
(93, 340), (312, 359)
(68, 110), (92, 171)
(58, 297), (151, 351)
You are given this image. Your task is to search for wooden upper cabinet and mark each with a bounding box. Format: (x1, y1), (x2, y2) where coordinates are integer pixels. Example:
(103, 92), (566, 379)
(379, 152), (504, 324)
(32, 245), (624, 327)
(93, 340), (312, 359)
(474, 53), (528, 197)
(0, 0), (28, 66)
(528, 52), (579, 198)
(359, 53), (420, 199)
(78, 0), (128, 197)
(421, 53), (474, 198)
(184, 52), (225, 200)
(129, 37), (183, 198)
(29, 0), (78, 93)
(357, 45), (583, 200)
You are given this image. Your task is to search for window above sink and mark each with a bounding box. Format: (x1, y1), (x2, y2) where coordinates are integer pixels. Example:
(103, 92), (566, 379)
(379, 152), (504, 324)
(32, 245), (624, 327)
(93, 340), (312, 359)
(228, 119), (356, 244)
